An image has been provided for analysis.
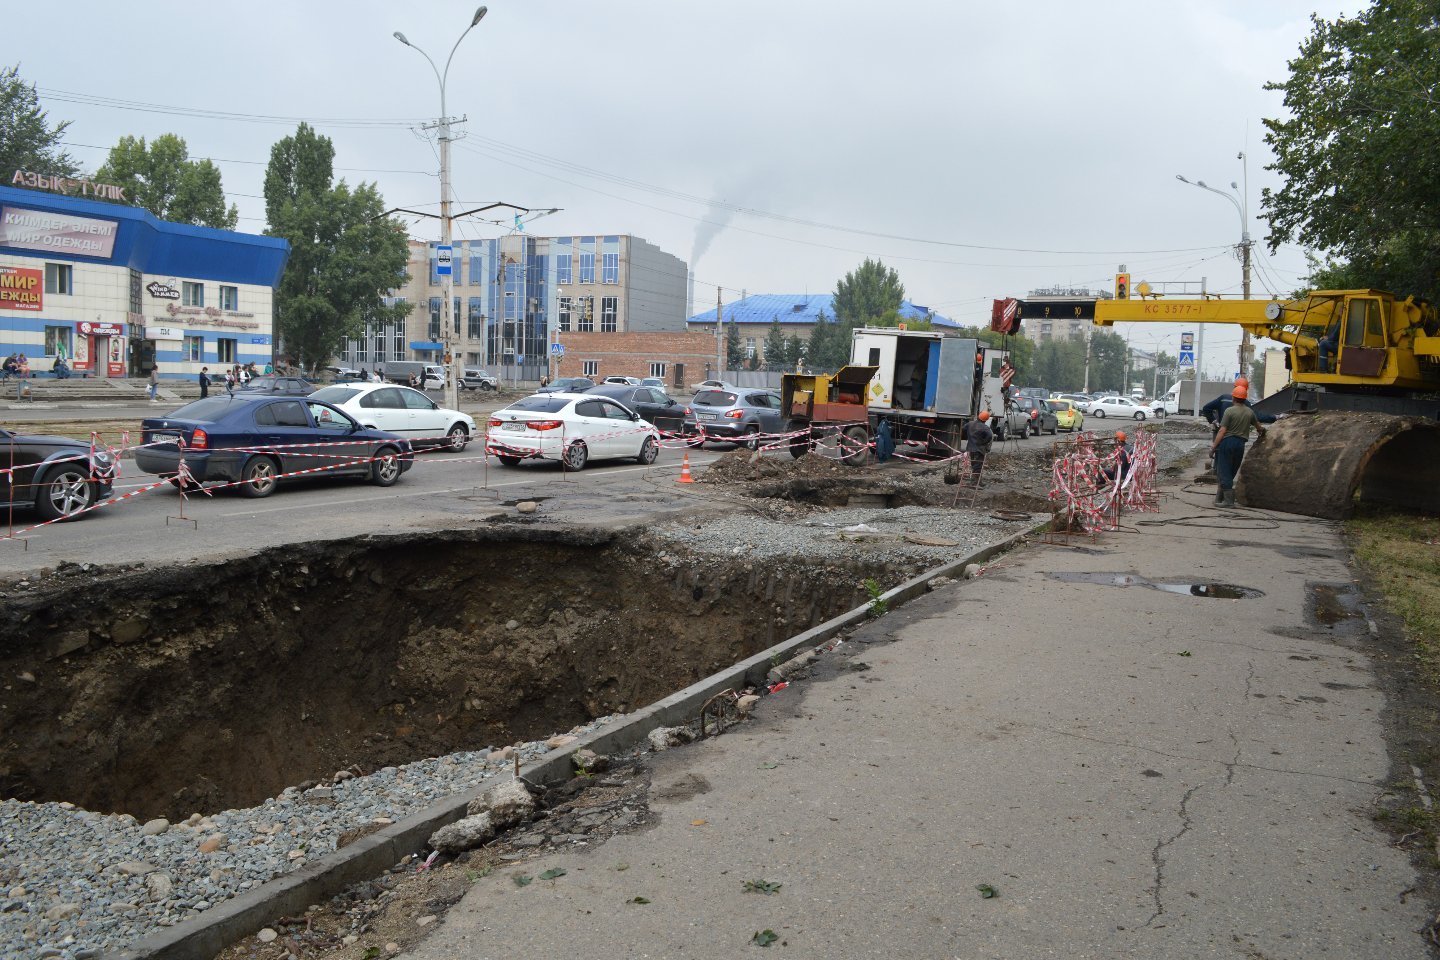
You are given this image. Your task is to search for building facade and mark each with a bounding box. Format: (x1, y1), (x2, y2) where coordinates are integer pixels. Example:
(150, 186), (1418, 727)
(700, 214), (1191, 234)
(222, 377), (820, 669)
(552, 331), (717, 389)
(336, 234), (687, 376)
(685, 294), (956, 364)
(0, 184), (288, 380)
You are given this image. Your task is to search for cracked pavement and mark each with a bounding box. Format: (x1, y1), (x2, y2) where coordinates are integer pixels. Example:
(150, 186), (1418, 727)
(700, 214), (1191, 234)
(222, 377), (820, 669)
(397, 481), (1428, 960)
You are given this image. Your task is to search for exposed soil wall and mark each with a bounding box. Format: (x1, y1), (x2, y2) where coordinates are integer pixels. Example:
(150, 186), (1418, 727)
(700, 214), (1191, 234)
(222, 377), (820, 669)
(0, 528), (885, 820)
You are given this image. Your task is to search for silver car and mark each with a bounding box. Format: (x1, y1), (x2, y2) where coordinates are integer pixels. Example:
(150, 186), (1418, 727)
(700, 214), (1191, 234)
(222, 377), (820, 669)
(683, 388), (785, 449)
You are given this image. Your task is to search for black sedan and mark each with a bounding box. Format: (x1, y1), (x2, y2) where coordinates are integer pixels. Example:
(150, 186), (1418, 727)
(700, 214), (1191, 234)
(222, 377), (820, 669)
(136, 395), (413, 498)
(237, 375), (316, 396)
(585, 384), (687, 433)
(0, 428), (116, 521)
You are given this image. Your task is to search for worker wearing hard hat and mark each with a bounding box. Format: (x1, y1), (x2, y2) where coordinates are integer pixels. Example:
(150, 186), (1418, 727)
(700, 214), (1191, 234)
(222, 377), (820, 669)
(1210, 385), (1267, 508)
(1101, 430), (1132, 488)
(962, 410), (994, 484)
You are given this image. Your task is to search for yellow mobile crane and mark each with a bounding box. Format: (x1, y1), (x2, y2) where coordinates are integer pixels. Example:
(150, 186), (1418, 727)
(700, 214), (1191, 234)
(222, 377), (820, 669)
(1088, 286), (1440, 519)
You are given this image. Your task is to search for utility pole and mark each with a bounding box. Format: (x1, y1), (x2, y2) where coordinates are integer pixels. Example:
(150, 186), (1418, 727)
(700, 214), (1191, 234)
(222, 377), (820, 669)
(715, 288), (724, 378)
(1082, 327), (1092, 393)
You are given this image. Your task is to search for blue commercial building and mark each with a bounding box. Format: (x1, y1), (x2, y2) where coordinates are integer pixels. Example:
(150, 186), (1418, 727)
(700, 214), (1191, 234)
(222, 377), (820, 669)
(685, 294), (956, 364)
(0, 184), (288, 379)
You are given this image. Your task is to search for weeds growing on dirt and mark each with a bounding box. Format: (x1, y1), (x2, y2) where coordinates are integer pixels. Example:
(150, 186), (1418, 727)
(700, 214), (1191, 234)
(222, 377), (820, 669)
(1348, 508), (1440, 679)
(863, 578), (888, 617)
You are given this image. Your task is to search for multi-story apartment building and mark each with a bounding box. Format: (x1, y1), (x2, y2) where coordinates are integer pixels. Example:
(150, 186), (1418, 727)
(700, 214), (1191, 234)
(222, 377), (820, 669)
(337, 234), (687, 374)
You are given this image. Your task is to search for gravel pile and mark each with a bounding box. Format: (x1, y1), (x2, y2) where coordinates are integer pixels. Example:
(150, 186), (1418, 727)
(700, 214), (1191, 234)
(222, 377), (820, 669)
(0, 716), (619, 960)
(651, 504), (1036, 565)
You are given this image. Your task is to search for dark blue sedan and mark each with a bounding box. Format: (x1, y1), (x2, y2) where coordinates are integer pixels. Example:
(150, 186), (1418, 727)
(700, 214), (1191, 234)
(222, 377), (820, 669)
(137, 395), (414, 498)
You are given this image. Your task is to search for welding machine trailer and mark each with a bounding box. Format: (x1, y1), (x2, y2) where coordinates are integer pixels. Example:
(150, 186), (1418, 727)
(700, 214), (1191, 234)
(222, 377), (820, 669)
(780, 329), (1009, 464)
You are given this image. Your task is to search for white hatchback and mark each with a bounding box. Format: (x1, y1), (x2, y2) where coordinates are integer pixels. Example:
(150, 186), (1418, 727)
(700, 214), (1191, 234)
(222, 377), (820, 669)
(487, 393), (660, 470)
(308, 383), (477, 450)
(1085, 395), (1152, 420)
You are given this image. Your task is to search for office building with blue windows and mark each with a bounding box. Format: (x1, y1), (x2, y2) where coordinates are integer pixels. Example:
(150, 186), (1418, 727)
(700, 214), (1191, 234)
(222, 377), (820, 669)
(0, 184), (288, 379)
(338, 234), (687, 377)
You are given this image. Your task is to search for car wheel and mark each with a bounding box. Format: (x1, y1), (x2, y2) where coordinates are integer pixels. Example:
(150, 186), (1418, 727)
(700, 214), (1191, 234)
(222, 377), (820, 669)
(840, 425), (870, 465)
(446, 424), (469, 452)
(497, 454), (521, 466)
(563, 441), (588, 471)
(1134, 411), (1147, 421)
(240, 456), (279, 498)
(1093, 408), (1106, 418)
(1048, 422), (1058, 435)
(35, 467), (93, 521)
(371, 446), (403, 486)
(636, 435), (659, 464)
(743, 426), (761, 451)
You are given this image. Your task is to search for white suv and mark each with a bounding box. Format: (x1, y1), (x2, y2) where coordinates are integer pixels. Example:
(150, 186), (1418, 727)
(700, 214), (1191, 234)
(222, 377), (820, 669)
(460, 369), (499, 391)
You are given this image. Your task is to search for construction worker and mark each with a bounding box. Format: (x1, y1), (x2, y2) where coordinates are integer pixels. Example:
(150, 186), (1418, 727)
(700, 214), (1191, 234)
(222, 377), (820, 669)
(1102, 430), (1132, 487)
(1211, 385), (1266, 507)
(961, 410), (993, 483)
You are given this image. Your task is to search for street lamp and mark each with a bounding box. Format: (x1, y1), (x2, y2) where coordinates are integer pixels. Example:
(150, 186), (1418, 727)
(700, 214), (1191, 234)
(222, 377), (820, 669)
(395, 5), (488, 412)
(1176, 151), (1253, 377)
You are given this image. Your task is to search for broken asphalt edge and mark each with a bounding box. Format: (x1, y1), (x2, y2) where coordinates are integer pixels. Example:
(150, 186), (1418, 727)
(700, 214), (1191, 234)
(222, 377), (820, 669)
(106, 517), (1048, 960)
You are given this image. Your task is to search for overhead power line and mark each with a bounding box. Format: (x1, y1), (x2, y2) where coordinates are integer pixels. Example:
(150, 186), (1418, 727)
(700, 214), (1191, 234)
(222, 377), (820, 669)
(39, 87), (423, 129)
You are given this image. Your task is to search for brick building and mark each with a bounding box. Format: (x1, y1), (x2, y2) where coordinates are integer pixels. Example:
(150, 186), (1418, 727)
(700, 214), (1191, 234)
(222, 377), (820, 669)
(553, 331), (717, 390)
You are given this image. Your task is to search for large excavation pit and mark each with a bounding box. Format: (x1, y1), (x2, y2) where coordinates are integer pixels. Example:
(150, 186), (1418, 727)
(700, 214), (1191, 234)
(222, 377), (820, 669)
(0, 528), (896, 821)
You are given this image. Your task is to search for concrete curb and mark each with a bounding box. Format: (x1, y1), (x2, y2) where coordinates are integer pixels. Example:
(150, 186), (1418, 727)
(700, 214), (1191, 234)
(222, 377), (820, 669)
(108, 517), (1047, 960)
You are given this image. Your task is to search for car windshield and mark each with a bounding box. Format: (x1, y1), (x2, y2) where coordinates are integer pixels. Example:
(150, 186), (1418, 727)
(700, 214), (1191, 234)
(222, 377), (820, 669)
(167, 397), (243, 421)
(509, 396), (570, 412)
(694, 390), (737, 406)
(310, 387), (360, 403)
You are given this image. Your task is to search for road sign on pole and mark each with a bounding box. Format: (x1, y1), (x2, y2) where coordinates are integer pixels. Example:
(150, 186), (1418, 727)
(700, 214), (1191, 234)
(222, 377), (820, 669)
(1178, 350), (1195, 368)
(436, 245), (453, 276)
(550, 342), (565, 356)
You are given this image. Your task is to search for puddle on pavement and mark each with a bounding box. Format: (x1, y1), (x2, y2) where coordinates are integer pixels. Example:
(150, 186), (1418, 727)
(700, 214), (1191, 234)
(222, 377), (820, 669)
(1046, 571), (1265, 599)
(1308, 583), (1363, 627)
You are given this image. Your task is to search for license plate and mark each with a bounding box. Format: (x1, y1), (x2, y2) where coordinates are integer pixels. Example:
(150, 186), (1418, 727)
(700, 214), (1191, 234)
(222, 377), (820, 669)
(503, 422), (525, 432)
(698, 413), (717, 421)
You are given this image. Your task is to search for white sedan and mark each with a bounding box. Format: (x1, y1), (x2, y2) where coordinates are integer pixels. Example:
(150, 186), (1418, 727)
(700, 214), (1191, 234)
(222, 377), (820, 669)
(309, 383), (477, 450)
(1084, 395), (1152, 420)
(487, 393), (660, 470)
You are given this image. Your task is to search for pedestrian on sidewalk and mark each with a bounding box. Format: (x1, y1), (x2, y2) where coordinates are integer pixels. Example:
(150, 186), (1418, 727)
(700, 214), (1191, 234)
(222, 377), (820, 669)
(962, 410), (993, 483)
(1211, 386), (1266, 507)
(148, 369), (159, 402)
(199, 366), (211, 398)
(224, 369), (235, 396)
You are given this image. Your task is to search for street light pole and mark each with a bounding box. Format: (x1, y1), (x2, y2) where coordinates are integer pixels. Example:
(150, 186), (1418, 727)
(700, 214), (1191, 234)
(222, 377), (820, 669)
(395, 5), (488, 413)
(1176, 153), (1254, 378)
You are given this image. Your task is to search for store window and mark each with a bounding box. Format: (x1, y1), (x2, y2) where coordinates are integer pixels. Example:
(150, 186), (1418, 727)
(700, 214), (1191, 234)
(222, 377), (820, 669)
(183, 281), (204, 307)
(217, 338), (237, 363)
(602, 253), (619, 284)
(649, 362), (666, 379)
(44, 263), (73, 295)
(184, 336), (204, 362)
(601, 296), (618, 332)
(219, 285), (238, 311)
(582, 360), (599, 377)
(44, 325), (72, 358)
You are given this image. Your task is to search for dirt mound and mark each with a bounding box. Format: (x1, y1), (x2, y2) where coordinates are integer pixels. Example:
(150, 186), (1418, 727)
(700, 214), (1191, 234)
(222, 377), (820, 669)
(698, 448), (856, 485)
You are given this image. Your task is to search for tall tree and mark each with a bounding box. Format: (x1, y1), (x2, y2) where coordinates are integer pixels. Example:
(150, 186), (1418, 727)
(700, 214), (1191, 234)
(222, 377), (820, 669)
(832, 259), (905, 332)
(806, 311), (843, 371)
(762, 319), (788, 371)
(724, 323), (744, 368)
(1262, 1), (1440, 304)
(956, 326), (1037, 383)
(95, 134), (237, 228)
(784, 333), (805, 370)
(264, 124), (409, 372)
(0, 65), (78, 178)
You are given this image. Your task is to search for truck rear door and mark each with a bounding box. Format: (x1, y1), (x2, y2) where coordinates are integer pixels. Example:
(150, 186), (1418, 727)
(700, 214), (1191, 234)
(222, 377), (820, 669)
(935, 338), (978, 416)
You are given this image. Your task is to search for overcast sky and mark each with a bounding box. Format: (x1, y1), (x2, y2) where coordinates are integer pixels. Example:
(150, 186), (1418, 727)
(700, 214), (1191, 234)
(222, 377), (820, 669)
(12, 0), (1356, 377)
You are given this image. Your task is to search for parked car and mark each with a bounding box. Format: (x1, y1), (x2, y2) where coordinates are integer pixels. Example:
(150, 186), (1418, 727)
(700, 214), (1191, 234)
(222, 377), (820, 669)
(487, 393), (659, 470)
(693, 379), (733, 392)
(536, 377), (594, 394)
(309, 383), (477, 450)
(683, 388), (785, 449)
(460, 369), (499, 392)
(586, 384), (687, 433)
(136, 395), (413, 498)
(1085, 395), (1151, 420)
(989, 401), (1030, 441)
(237, 375), (316, 396)
(323, 366), (361, 380)
(602, 376), (642, 386)
(379, 361), (446, 389)
(1014, 396), (1059, 435)
(640, 377), (666, 389)
(1048, 398), (1086, 432)
(0, 428), (115, 521)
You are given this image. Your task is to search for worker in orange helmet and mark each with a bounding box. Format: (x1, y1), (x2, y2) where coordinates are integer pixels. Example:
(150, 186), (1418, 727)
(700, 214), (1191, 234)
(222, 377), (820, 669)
(961, 410), (994, 484)
(1210, 385), (1267, 507)
(1102, 429), (1132, 488)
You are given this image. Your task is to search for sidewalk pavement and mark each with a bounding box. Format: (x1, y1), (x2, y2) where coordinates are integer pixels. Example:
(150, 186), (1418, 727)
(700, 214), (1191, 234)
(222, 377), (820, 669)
(406, 481), (1427, 959)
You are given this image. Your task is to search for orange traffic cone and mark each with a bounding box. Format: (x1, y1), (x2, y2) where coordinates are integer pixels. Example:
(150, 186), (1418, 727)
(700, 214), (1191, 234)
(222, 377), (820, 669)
(677, 451), (694, 483)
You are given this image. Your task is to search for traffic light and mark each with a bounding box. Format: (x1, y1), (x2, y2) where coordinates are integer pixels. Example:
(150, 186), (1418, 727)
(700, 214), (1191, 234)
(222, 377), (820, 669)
(1115, 273), (1130, 300)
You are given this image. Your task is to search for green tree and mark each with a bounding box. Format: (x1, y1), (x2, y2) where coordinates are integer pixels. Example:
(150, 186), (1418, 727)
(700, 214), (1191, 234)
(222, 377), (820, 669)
(0, 65), (78, 179)
(1088, 330), (1128, 393)
(761, 319), (787, 371)
(263, 123), (409, 372)
(724, 323), (744, 368)
(1262, 1), (1440, 304)
(832, 259), (905, 336)
(783, 333), (805, 370)
(955, 326), (1036, 383)
(1250, 352), (1267, 386)
(806, 312), (837, 371)
(95, 134), (237, 228)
